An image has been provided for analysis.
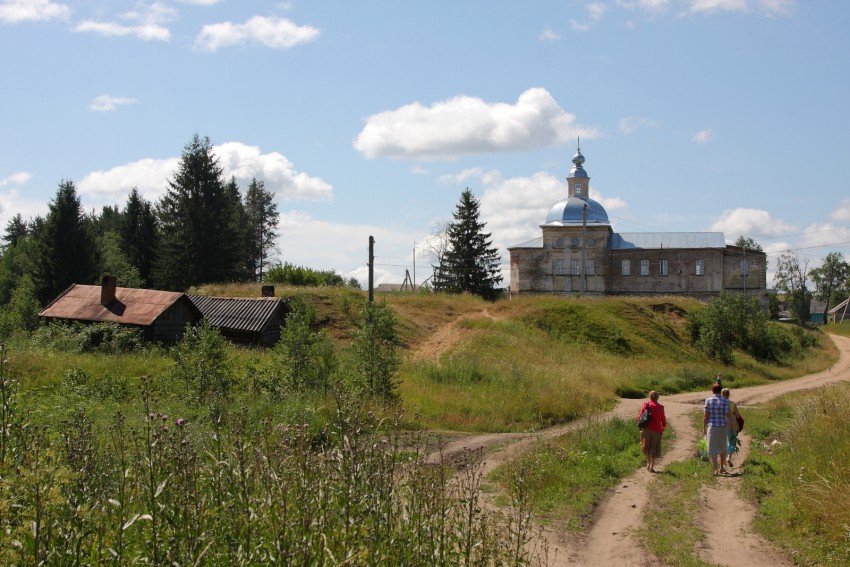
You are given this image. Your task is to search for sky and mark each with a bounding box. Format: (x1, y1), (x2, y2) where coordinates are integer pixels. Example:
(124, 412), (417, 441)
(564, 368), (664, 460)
(2, 0), (849, 289)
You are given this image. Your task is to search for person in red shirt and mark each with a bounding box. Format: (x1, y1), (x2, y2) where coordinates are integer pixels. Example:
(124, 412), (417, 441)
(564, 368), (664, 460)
(637, 390), (667, 472)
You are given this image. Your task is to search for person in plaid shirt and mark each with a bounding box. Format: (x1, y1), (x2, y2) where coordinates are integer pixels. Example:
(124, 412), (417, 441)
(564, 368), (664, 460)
(703, 382), (731, 475)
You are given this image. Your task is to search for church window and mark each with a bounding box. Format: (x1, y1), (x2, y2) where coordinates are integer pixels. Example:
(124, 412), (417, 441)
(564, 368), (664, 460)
(640, 260), (650, 276)
(660, 259), (669, 276)
(740, 259), (749, 276)
(695, 259), (705, 276)
(571, 259), (581, 275)
(586, 259), (595, 275)
(555, 259), (566, 275)
(622, 260), (631, 276)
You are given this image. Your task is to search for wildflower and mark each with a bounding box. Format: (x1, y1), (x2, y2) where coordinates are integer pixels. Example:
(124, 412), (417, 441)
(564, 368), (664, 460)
(162, 415), (168, 422)
(177, 418), (186, 427)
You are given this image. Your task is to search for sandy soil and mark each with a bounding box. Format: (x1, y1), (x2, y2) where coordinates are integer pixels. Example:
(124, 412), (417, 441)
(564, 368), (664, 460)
(415, 316), (850, 567)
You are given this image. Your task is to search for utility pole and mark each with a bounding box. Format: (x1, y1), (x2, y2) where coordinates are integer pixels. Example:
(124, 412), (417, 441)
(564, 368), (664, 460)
(368, 235), (374, 303)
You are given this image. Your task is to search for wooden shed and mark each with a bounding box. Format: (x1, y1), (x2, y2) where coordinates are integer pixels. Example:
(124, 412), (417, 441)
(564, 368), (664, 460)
(829, 298), (850, 324)
(187, 294), (291, 347)
(39, 277), (202, 343)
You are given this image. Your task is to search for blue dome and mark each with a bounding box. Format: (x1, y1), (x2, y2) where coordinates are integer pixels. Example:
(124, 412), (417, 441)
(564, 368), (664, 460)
(545, 197), (610, 225)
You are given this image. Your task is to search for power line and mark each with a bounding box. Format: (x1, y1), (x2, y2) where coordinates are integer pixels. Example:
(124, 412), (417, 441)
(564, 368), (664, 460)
(765, 239), (850, 255)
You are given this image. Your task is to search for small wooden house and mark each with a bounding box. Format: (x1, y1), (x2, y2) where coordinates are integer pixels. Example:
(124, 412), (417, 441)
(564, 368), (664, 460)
(187, 294), (291, 347)
(39, 276), (202, 342)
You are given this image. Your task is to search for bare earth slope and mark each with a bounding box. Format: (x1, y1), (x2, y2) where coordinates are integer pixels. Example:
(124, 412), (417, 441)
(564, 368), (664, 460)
(417, 317), (850, 566)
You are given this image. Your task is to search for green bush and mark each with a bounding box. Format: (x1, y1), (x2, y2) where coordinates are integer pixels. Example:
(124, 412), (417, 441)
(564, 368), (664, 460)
(266, 262), (358, 288)
(165, 321), (232, 401)
(687, 291), (815, 364)
(349, 301), (400, 400)
(31, 322), (146, 354)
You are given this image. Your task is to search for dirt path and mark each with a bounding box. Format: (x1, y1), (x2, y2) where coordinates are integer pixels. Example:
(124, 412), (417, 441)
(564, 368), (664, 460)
(415, 319), (850, 566)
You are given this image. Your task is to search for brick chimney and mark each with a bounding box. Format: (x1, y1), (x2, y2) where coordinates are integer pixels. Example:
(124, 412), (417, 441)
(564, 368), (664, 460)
(101, 275), (117, 305)
(261, 285), (275, 297)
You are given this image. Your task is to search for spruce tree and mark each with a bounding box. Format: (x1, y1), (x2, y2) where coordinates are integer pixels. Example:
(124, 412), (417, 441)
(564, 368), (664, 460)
(434, 188), (503, 300)
(223, 176), (251, 281)
(120, 188), (158, 285)
(244, 178), (279, 281)
(153, 135), (237, 290)
(36, 180), (99, 302)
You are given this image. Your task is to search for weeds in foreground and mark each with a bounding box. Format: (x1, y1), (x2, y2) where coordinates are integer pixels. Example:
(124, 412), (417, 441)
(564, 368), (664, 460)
(741, 383), (850, 566)
(0, 368), (545, 565)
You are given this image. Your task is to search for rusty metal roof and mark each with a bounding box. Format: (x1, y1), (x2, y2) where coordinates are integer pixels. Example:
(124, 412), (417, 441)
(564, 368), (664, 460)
(39, 284), (195, 326)
(187, 295), (290, 333)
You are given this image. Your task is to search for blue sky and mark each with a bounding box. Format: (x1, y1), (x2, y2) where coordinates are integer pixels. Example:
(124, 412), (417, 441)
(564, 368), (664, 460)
(2, 0), (849, 288)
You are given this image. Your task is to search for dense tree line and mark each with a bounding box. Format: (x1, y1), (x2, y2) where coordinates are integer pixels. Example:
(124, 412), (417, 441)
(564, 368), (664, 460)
(0, 134), (280, 309)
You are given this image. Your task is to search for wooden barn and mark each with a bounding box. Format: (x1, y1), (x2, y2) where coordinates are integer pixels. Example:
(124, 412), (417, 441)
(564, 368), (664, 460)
(39, 276), (202, 342)
(187, 294), (291, 347)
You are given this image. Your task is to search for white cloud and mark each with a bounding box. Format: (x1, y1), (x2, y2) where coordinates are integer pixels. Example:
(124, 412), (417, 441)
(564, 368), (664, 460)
(688, 0), (748, 14)
(0, 188), (47, 239)
(692, 128), (713, 143)
(0, 171), (32, 186)
(588, 2), (607, 19)
(710, 208), (797, 239)
(798, 223), (850, 252)
(570, 19), (592, 32)
(213, 142), (332, 202)
(194, 16), (319, 52)
(571, 1), (607, 31)
(830, 198), (850, 222)
(0, 0), (69, 23)
(277, 210), (422, 286)
(89, 95), (139, 112)
(619, 116), (658, 135)
(617, 0), (672, 11)
(759, 0), (796, 16)
(75, 2), (175, 41)
(76, 142), (332, 204)
(354, 88), (595, 160)
(539, 27), (560, 41)
(77, 157), (178, 203)
(437, 167), (487, 186)
(177, 0), (222, 4)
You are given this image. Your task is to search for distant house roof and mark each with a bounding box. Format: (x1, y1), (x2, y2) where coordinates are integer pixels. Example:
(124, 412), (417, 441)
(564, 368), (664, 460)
(40, 284), (198, 326)
(376, 283), (410, 292)
(187, 295), (290, 334)
(810, 299), (829, 314)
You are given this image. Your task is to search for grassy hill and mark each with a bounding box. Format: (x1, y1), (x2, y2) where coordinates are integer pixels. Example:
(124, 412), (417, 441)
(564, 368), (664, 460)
(192, 284), (836, 432)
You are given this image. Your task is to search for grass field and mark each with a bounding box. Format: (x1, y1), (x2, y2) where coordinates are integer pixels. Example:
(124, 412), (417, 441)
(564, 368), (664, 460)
(0, 287), (840, 564)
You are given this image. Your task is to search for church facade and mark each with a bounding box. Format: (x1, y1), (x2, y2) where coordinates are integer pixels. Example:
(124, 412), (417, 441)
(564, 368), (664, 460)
(508, 146), (767, 303)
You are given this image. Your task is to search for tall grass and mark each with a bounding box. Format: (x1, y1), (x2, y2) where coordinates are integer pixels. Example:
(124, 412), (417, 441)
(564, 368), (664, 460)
(0, 366), (544, 564)
(741, 383), (850, 565)
(490, 417), (647, 531)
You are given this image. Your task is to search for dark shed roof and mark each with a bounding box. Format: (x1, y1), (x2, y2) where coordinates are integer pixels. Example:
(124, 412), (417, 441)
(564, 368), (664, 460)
(187, 295), (290, 333)
(40, 284), (199, 325)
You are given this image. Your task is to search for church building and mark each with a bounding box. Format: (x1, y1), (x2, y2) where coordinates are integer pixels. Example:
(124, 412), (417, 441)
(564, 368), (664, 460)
(508, 145), (767, 303)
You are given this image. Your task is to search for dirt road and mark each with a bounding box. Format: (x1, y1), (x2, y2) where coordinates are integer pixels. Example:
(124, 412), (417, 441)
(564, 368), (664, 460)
(423, 332), (850, 566)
